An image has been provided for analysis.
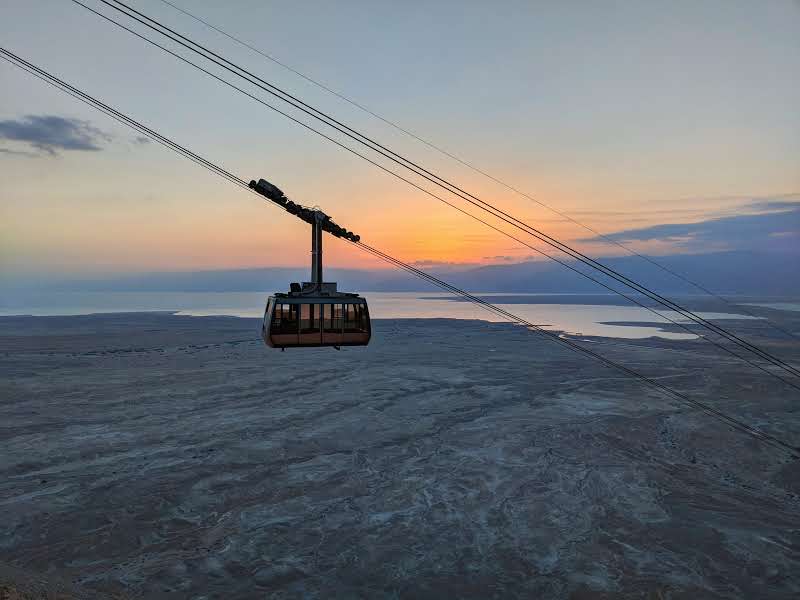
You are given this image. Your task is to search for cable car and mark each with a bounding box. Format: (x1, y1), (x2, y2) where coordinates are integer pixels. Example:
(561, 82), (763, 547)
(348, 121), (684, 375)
(263, 287), (371, 349)
(250, 177), (371, 349)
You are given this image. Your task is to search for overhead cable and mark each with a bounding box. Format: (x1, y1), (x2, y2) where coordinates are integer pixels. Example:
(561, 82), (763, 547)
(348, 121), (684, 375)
(71, 0), (800, 382)
(2, 46), (795, 456)
(154, 0), (799, 343)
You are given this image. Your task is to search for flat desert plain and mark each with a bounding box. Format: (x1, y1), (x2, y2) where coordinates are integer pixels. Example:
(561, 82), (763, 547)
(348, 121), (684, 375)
(1, 310), (799, 598)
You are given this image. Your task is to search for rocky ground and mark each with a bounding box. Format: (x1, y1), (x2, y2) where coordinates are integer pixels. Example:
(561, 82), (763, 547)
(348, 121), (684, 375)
(1, 310), (799, 599)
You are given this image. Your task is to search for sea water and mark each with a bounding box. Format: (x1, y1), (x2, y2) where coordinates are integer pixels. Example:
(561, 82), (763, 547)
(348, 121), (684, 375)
(0, 290), (769, 341)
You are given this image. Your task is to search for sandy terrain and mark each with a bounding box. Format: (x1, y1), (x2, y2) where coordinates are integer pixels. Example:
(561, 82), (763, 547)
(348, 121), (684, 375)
(1, 311), (799, 599)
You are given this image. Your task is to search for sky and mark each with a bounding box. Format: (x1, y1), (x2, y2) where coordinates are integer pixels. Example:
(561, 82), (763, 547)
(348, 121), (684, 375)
(1, 0), (798, 280)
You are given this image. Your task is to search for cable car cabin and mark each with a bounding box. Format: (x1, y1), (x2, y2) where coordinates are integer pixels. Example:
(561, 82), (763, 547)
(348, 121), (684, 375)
(263, 291), (371, 349)
(248, 177), (370, 349)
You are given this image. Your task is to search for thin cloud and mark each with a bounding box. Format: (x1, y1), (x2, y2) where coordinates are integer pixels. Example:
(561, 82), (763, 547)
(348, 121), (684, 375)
(582, 201), (800, 253)
(482, 255), (516, 262)
(0, 115), (112, 156)
(742, 198), (800, 213)
(0, 147), (38, 158)
(412, 259), (476, 267)
(411, 259), (480, 272)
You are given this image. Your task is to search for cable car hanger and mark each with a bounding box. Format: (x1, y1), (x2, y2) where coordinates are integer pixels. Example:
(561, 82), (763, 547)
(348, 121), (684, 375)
(250, 178), (371, 350)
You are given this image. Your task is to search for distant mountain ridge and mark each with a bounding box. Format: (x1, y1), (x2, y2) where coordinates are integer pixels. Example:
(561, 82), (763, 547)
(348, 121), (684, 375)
(24, 250), (799, 296)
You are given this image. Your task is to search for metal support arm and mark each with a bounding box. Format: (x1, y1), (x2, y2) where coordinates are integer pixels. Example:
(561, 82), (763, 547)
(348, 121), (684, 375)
(249, 178), (361, 242)
(311, 211), (323, 284)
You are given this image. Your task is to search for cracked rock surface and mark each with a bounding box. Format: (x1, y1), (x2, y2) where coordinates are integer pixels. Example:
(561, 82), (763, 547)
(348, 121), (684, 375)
(1, 312), (799, 598)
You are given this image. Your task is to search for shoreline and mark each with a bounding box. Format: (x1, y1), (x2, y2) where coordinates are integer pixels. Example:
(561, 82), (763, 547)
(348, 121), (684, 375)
(3, 305), (792, 344)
